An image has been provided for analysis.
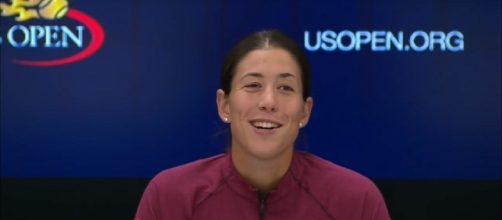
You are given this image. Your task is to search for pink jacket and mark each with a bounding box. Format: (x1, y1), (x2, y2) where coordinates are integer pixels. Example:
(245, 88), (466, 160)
(135, 151), (390, 220)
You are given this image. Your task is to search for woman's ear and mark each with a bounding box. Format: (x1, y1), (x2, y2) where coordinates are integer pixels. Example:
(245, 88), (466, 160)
(300, 97), (313, 127)
(216, 89), (230, 123)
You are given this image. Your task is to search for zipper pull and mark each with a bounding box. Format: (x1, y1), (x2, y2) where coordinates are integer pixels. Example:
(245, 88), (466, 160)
(258, 192), (267, 220)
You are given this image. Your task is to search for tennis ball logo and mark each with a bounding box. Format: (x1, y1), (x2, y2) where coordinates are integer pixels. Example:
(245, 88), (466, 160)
(38, 0), (68, 19)
(0, 0), (68, 21)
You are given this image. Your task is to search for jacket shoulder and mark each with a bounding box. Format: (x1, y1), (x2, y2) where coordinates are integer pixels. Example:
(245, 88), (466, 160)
(135, 154), (229, 219)
(299, 152), (377, 191)
(151, 154), (228, 195)
(296, 152), (390, 219)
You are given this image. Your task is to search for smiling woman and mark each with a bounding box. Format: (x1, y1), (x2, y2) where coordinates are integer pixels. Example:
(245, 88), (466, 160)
(135, 30), (391, 220)
(217, 48), (313, 192)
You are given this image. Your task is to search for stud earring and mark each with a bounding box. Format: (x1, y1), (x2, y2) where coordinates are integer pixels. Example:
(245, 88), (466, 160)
(223, 117), (229, 123)
(299, 122), (303, 128)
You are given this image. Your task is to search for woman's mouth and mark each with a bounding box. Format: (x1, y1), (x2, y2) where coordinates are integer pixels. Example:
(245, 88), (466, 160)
(250, 120), (282, 130)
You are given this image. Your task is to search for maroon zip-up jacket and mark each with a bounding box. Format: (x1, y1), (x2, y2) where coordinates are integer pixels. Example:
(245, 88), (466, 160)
(135, 151), (390, 220)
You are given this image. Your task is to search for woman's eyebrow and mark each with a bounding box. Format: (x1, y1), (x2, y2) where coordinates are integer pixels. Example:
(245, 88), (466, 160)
(278, 73), (296, 79)
(239, 72), (263, 80)
(239, 72), (296, 81)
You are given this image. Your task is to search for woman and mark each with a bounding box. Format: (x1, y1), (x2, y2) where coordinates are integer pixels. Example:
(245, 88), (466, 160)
(135, 30), (391, 220)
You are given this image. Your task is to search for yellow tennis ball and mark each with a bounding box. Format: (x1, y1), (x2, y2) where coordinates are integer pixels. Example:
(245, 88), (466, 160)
(38, 0), (69, 20)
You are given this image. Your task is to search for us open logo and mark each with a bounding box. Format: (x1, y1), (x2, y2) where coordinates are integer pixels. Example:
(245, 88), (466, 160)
(0, 0), (105, 66)
(304, 30), (464, 52)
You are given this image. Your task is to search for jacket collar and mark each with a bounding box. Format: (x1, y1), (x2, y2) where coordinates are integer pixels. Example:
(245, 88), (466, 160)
(221, 151), (306, 203)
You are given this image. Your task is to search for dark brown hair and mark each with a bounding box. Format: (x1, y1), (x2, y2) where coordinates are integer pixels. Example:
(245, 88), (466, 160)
(220, 30), (312, 100)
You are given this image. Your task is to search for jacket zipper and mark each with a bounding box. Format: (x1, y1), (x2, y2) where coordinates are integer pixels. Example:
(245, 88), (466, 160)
(258, 192), (267, 220)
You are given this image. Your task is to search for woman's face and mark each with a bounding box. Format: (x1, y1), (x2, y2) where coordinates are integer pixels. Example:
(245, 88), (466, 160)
(217, 48), (313, 160)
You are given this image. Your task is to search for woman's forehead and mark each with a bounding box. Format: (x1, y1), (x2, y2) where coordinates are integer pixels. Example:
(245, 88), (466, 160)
(234, 48), (301, 78)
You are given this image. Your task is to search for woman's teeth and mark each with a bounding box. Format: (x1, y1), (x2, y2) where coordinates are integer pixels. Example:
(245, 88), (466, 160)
(252, 121), (281, 129)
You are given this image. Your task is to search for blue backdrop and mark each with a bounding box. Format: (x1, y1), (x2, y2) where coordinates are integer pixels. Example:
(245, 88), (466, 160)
(1, 0), (500, 179)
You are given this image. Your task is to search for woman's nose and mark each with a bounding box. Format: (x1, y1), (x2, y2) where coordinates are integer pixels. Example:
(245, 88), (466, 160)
(258, 87), (277, 112)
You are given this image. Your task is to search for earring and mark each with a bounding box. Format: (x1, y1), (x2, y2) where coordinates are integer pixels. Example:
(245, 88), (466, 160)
(299, 122), (303, 128)
(223, 117), (229, 123)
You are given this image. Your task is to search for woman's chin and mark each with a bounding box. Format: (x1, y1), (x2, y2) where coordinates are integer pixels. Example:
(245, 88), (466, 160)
(241, 143), (292, 160)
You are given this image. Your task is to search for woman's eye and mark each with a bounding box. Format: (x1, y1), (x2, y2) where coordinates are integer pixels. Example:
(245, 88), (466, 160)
(244, 83), (261, 89)
(278, 85), (294, 92)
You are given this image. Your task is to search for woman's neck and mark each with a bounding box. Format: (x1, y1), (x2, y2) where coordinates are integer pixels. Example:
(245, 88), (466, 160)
(231, 147), (294, 193)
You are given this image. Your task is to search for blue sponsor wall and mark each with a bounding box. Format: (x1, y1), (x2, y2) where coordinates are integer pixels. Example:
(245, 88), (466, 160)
(1, 0), (500, 179)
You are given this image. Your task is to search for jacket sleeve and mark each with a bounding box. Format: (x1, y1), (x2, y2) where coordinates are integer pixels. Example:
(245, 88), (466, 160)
(364, 183), (391, 220)
(135, 179), (161, 220)
(134, 172), (192, 220)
